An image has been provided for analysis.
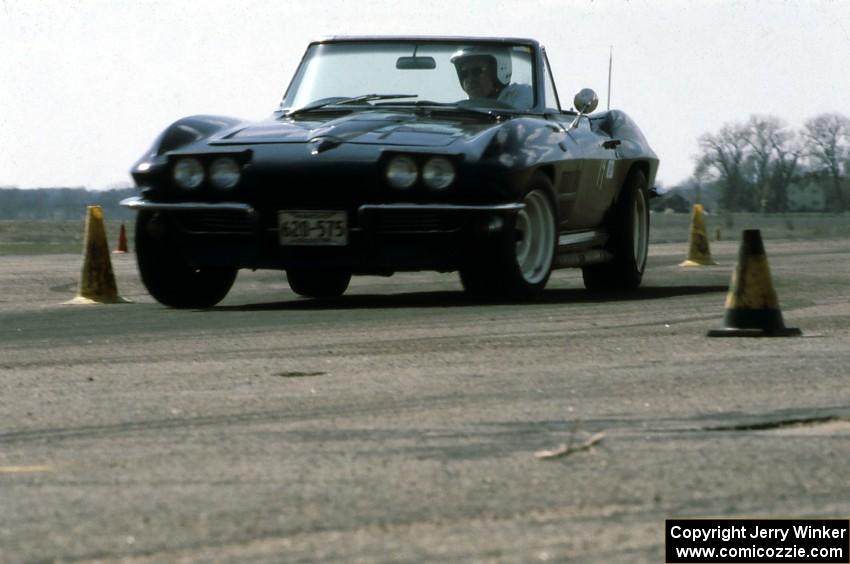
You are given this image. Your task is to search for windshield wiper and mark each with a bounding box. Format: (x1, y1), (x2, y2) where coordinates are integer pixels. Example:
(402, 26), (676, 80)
(285, 94), (418, 117)
(375, 100), (506, 120)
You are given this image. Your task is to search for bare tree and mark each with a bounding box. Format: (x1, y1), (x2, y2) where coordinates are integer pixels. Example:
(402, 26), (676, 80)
(769, 128), (802, 212)
(697, 122), (753, 211)
(745, 115), (785, 212)
(692, 160), (710, 205)
(801, 113), (850, 210)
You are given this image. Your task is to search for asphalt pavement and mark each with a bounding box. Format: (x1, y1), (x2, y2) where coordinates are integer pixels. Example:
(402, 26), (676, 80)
(1, 238), (848, 562)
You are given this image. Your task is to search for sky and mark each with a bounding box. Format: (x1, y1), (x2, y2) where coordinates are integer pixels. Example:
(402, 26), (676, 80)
(1, 0), (849, 190)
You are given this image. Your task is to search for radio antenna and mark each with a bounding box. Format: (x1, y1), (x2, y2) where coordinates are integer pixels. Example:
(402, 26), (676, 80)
(607, 46), (613, 110)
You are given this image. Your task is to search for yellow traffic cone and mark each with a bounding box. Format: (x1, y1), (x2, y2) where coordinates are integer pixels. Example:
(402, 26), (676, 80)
(65, 206), (132, 304)
(707, 229), (800, 337)
(679, 204), (717, 266)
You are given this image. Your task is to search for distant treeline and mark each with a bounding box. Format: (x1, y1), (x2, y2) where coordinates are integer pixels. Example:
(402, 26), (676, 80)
(676, 112), (850, 213)
(0, 187), (137, 220)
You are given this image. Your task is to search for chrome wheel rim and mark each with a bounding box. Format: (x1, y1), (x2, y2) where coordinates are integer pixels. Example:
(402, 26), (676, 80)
(515, 190), (555, 284)
(632, 188), (648, 270)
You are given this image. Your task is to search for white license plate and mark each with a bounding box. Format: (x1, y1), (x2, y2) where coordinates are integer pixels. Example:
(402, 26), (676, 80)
(278, 210), (348, 246)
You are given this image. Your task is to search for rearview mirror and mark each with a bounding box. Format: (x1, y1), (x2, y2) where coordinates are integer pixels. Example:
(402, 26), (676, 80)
(573, 88), (599, 114)
(396, 56), (436, 70)
(569, 88), (600, 130)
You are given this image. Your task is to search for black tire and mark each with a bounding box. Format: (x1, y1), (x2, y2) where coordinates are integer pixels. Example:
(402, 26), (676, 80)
(135, 211), (237, 308)
(460, 172), (557, 300)
(458, 264), (495, 299)
(286, 269), (351, 298)
(582, 168), (650, 292)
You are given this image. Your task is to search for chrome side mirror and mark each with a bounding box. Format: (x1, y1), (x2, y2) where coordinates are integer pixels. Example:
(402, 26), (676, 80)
(570, 88), (599, 129)
(574, 88), (599, 114)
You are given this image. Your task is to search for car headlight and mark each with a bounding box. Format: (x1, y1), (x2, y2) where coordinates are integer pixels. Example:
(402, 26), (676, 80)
(173, 158), (204, 189)
(422, 157), (455, 190)
(210, 157), (241, 190)
(386, 155), (418, 189)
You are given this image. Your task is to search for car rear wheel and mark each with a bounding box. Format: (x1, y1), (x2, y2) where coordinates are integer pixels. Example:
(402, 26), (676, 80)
(460, 172), (557, 300)
(286, 269), (351, 298)
(135, 211), (237, 308)
(582, 168), (650, 292)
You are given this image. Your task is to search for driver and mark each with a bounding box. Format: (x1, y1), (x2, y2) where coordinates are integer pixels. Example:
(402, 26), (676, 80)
(450, 47), (532, 110)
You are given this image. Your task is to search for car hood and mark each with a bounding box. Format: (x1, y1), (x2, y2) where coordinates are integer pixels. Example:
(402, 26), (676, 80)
(211, 110), (497, 148)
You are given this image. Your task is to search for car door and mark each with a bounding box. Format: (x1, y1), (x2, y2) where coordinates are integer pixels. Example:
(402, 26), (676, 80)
(539, 48), (619, 231)
(563, 116), (620, 229)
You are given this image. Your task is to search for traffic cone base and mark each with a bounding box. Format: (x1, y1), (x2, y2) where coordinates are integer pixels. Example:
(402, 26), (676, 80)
(65, 295), (133, 305)
(707, 229), (799, 337)
(707, 326), (803, 338)
(64, 206), (132, 305)
(680, 258), (717, 267)
(680, 204), (717, 266)
(708, 305), (802, 337)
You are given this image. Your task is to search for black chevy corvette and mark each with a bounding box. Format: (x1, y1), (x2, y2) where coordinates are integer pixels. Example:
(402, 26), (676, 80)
(123, 36), (659, 307)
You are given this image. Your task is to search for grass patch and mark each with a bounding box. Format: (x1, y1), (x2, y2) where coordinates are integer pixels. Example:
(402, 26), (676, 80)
(2, 214), (850, 255)
(650, 212), (850, 244)
(0, 220), (133, 255)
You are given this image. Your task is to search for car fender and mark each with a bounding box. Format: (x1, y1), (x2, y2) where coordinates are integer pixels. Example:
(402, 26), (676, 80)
(481, 118), (566, 168)
(133, 115), (244, 166)
(477, 118), (569, 199)
(130, 115), (246, 187)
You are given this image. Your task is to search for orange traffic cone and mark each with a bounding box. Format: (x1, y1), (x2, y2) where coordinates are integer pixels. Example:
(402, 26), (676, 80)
(113, 223), (128, 254)
(707, 229), (800, 337)
(679, 204), (717, 266)
(65, 206), (132, 304)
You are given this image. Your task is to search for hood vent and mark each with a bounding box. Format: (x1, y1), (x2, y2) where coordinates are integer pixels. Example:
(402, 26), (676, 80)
(309, 136), (343, 154)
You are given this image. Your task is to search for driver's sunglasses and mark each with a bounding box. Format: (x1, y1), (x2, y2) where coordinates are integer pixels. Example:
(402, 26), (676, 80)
(459, 65), (489, 80)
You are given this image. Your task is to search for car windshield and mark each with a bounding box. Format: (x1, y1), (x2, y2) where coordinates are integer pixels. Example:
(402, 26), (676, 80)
(281, 41), (536, 113)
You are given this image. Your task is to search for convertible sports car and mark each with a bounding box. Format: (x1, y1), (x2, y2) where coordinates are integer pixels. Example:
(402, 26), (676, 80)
(122, 36), (659, 307)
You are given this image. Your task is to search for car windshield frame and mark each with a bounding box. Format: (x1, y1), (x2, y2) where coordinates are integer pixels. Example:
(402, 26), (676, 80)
(280, 39), (540, 115)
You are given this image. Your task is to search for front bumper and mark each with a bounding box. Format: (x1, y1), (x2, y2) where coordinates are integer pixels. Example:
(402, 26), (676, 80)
(121, 197), (524, 272)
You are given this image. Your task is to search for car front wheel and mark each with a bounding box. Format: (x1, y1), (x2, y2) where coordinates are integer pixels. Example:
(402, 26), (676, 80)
(135, 211), (237, 308)
(460, 172), (557, 300)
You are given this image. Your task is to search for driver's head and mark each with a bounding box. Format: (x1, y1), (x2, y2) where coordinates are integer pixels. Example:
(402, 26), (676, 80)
(450, 47), (512, 99)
